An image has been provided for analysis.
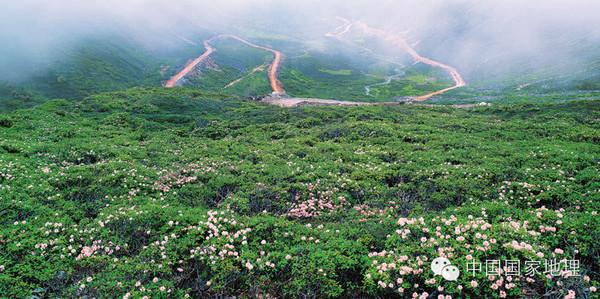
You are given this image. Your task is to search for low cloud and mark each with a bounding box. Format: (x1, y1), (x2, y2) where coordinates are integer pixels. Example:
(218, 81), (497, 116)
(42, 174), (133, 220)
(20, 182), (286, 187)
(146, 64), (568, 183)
(1, 0), (599, 84)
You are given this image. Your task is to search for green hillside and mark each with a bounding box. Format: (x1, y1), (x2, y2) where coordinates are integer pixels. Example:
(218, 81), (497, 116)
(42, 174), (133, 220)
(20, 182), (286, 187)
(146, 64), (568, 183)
(0, 88), (598, 298)
(0, 33), (205, 112)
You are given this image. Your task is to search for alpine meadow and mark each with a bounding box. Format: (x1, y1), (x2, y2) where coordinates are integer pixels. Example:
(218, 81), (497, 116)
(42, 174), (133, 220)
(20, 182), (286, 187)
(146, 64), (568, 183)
(1, 1), (599, 298)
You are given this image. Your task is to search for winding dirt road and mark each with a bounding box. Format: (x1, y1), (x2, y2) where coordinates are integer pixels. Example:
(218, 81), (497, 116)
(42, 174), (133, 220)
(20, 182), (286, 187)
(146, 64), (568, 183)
(352, 19), (466, 101)
(325, 16), (352, 38)
(268, 18), (467, 108)
(167, 18), (462, 104)
(165, 35), (285, 94)
(164, 38), (216, 88)
(264, 98), (376, 107)
(225, 35), (284, 94)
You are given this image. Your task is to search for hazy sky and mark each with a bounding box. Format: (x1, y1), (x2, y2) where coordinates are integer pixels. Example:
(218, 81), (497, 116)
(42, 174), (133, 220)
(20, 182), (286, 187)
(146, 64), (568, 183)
(2, 0), (600, 82)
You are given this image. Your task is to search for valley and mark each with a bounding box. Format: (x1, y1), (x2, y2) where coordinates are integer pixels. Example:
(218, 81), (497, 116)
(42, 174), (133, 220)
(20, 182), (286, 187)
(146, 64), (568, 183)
(1, 3), (600, 298)
(164, 18), (466, 105)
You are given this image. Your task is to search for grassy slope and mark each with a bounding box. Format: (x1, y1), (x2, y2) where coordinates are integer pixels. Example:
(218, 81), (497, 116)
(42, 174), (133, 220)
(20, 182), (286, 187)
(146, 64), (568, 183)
(1, 34), (455, 114)
(184, 38), (274, 97)
(0, 87), (599, 298)
(276, 44), (454, 102)
(0, 33), (206, 112)
(166, 35), (456, 101)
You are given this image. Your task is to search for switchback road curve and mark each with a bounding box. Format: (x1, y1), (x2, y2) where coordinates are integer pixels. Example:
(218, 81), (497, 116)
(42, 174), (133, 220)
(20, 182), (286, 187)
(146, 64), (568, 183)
(165, 35), (285, 95)
(331, 18), (466, 101)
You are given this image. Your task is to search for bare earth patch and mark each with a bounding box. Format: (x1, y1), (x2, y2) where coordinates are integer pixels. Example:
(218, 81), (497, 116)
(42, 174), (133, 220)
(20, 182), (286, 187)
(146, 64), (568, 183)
(262, 98), (377, 107)
(262, 97), (492, 109)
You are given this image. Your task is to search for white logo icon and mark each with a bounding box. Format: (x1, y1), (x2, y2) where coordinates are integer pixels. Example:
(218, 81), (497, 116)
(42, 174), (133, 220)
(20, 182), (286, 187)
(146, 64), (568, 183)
(442, 265), (460, 281)
(431, 257), (460, 281)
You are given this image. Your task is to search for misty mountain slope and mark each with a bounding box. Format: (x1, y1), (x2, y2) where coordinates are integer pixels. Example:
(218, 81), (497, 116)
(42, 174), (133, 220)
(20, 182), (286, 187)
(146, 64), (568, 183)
(0, 26), (214, 110)
(26, 37), (162, 100)
(1, 27), (458, 109)
(162, 32), (457, 101)
(4, 2), (600, 107)
(0, 37), (161, 109)
(2, 1), (600, 298)
(401, 1), (600, 92)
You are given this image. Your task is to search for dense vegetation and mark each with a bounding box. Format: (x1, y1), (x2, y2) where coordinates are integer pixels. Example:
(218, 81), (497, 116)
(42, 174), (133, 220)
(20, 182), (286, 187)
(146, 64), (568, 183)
(0, 87), (599, 298)
(0, 84), (46, 113)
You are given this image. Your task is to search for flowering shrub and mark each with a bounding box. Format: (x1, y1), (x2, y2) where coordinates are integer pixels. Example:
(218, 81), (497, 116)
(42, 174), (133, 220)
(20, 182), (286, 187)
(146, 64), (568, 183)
(0, 88), (599, 298)
(363, 202), (600, 298)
